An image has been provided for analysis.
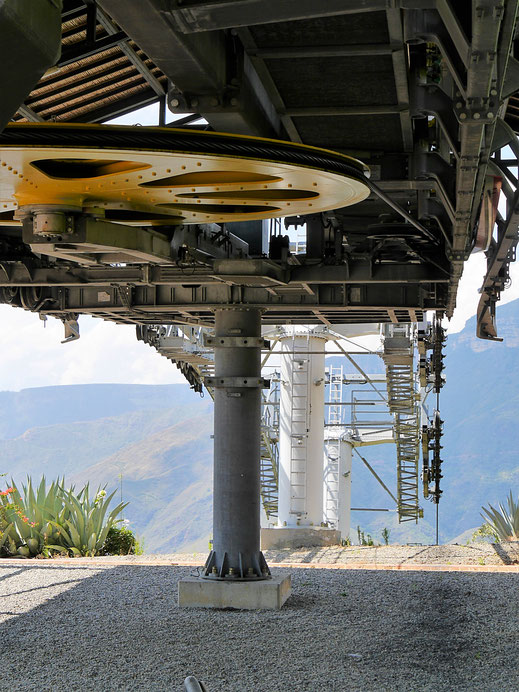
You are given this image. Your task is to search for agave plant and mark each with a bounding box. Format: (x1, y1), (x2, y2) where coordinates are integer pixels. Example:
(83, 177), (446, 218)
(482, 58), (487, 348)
(481, 491), (519, 542)
(1, 477), (127, 558)
(46, 484), (127, 557)
(0, 482), (41, 557)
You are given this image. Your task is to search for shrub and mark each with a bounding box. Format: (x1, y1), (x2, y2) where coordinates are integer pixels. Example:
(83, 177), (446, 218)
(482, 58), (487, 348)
(357, 525), (374, 546)
(470, 522), (498, 543)
(101, 525), (138, 555)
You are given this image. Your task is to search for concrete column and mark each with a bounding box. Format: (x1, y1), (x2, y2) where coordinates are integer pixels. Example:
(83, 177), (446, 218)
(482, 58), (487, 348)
(203, 307), (270, 580)
(323, 433), (353, 542)
(278, 331), (327, 527)
(337, 437), (353, 541)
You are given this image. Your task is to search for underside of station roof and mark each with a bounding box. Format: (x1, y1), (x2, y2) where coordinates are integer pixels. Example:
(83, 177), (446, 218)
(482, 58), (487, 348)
(1, 0), (519, 337)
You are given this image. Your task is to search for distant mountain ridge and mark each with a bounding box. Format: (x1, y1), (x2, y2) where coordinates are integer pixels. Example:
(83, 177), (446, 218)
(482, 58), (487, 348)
(0, 383), (213, 551)
(1, 300), (518, 549)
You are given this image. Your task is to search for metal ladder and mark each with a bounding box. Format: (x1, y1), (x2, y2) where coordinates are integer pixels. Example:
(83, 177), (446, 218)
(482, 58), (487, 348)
(260, 375), (280, 519)
(289, 335), (310, 517)
(328, 364), (343, 425)
(323, 365), (343, 525)
(260, 430), (279, 518)
(382, 324), (422, 522)
(323, 436), (340, 526)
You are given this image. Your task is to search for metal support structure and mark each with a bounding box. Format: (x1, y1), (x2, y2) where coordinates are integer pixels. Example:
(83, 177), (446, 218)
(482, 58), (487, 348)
(278, 330), (328, 528)
(477, 121), (519, 339)
(0, 0), (62, 130)
(382, 323), (422, 522)
(203, 308), (270, 581)
(260, 375), (280, 519)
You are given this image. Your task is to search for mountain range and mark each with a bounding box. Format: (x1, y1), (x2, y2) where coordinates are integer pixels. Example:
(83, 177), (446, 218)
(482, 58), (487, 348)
(1, 299), (518, 549)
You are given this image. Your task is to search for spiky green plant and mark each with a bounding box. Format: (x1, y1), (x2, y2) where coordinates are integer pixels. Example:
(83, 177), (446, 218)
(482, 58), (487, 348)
(46, 485), (127, 557)
(481, 491), (519, 542)
(0, 482), (40, 557)
(0, 477), (127, 558)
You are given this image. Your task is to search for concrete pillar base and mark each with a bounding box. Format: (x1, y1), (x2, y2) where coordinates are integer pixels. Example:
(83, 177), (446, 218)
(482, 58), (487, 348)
(261, 527), (341, 550)
(178, 573), (291, 610)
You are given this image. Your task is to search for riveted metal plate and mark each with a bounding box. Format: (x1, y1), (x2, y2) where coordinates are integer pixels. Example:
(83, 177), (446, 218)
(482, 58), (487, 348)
(205, 376), (270, 388)
(203, 335), (270, 348)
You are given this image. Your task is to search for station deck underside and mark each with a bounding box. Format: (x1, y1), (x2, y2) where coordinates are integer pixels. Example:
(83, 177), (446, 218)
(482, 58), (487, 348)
(1, 1), (519, 337)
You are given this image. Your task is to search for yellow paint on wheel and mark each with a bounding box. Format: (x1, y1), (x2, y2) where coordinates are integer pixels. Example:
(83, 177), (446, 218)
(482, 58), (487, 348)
(0, 123), (370, 226)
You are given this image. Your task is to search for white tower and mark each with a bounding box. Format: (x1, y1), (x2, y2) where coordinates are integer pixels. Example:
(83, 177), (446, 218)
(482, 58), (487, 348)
(277, 328), (328, 527)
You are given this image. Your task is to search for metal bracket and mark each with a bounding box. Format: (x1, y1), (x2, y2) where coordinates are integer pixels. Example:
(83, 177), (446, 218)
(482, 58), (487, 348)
(61, 314), (80, 344)
(454, 98), (497, 124)
(203, 335), (270, 348)
(204, 376), (270, 388)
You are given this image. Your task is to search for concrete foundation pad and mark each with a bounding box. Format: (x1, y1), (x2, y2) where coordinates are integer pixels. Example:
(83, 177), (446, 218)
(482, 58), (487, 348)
(178, 573), (291, 610)
(261, 527), (341, 550)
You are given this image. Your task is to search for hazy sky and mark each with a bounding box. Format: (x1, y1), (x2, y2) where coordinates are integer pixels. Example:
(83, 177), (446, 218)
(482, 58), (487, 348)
(1, 103), (517, 391)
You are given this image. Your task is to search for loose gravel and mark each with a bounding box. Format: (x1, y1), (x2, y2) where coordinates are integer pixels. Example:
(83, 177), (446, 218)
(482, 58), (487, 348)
(1, 548), (518, 691)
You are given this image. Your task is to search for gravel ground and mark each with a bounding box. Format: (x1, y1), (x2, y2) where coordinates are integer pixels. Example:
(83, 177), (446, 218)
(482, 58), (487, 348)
(263, 542), (519, 566)
(44, 542), (518, 567)
(1, 553), (519, 691)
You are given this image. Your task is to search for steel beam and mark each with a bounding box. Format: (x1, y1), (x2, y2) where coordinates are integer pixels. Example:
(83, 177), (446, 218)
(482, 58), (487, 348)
(98, 0), (226, 94)
(237, 28), (300, 141)
(166, 0), (388, 33)
(16, 105), (45, 123)
(0, 0), (62, 130)
(386, 8), (414, 152)
(96, 6), (166, 97)
(446, 0), (516, 317)
(58, 32), (129, 67)
(0, 258), (448, 287)
(477, 135), (519, 339)
(4, 282), (442, 325)
(247, 45), (393, 59)
(99, 0), (280, 137)
(284, 106), (403, 117)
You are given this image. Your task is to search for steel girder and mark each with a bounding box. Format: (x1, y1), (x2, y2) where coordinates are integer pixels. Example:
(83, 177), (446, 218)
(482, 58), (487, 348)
(0, 0), (62, 130)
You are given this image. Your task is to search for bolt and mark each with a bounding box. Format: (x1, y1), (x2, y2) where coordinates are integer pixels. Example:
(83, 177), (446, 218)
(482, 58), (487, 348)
(211, 566), (217, 575)
(170, 98), (180, 108)
(490, 88), (498, 96)
(459, 112), (467, 120)
(473, 112), (481, 119)
(486, 112), (494, 119)
(210, 97), (219, 106)
(455, 101), (463, 108)
(230, 97), (239, 107)
(228, 567), (235, 575)
(191, 99), (199, 108)
(247, 567), (254, 576)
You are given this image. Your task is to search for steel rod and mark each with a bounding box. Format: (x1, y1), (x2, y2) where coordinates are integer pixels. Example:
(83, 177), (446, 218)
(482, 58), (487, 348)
(353, 448), (398, 505)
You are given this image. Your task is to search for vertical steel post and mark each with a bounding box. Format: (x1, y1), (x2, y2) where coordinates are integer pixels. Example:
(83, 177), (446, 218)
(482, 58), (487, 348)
(203, 307), (270, 580)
